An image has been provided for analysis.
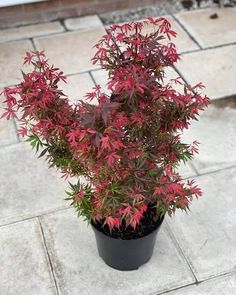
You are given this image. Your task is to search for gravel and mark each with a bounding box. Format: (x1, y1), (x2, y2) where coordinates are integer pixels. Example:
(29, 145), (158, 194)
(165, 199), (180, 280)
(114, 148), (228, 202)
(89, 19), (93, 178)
(99, 0), (235, 25)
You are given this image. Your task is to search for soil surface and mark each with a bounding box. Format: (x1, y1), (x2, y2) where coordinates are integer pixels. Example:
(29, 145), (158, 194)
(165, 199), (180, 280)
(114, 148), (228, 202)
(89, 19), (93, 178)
(92, 204), (164, 240)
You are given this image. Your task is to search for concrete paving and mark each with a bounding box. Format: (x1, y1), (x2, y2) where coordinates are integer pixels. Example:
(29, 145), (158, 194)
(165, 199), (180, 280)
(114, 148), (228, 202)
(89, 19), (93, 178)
(175, 8), (236, 48)
(0, 8), (236, 295)
(40, 210), (195, 295)
(175, 45), (236, 100)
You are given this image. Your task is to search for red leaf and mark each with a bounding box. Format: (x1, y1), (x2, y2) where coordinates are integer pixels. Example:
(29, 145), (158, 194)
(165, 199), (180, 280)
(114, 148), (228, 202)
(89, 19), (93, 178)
(106, 153), (120, 167)
(100, 136), (111, 151)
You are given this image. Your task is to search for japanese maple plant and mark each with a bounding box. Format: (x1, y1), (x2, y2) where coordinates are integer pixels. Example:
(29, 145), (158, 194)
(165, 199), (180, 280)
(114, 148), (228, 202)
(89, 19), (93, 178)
(1, 17), (210, 254)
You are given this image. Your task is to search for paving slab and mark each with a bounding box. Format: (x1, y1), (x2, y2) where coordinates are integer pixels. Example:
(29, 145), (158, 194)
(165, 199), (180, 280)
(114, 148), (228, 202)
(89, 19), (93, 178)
(0, 39), (33, 87)
(64, 15), (104, 31)
(178, 162), (197, 179)
(60, 72), (95, 104)
(141, 15), (199, 53)
(0, 21), (64, 43)
(181, 103), (236, 174)
(167, 167), (236, 281)
(0, 142), (69, 226)
(34, 27), (106, 75)
(0, 218), (56, 295)
(175, 8), (236, 48)
(40, 209), (195, 295)
(175, 45), (236, 100)
(168, 273), (236, 295)
(0, 118), (18, 146)
(91, 69), (109, 94)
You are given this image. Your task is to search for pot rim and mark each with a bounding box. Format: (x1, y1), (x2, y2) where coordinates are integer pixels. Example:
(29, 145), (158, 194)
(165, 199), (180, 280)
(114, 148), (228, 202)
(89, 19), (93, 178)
(91, 214), (165, 241)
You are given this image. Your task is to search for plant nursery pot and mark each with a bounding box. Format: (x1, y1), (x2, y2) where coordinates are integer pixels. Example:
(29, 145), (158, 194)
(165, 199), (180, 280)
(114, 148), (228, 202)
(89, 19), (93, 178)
(91, 215), (164, 271)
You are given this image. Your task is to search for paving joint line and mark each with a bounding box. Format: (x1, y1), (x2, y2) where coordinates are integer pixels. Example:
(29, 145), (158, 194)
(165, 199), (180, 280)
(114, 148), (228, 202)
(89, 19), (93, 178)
(189, 162), (200, 176)
(172, 64), (189, 85)
(30, 37), (37, 51)
(0, 140), (21, 149)
(59, 19), (69, 32)
(180, 48), (201, 54)
(192, 164), (236, 179)
(88, 71), (97, 86)
(0, 28), (67, 45)
(200, 41), (236, 51)
(12, 118), (20, 143)
(38, 217), (60, 295)
(65, 68), (100, 78)
(0, 206), (71, 229)
(165, 222), (199, 283)
(171, 13), (202, 50)
(150, 281), (197, 295)
(154, 264), (236, 295)
(181, 41), (236, 55)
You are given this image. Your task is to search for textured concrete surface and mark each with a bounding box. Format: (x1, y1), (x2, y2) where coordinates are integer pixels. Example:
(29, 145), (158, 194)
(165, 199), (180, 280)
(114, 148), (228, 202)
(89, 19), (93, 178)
(182, 103), (236, 174)
(34, 27), (106, 75)
(0, 143), (68, 226)
(0, 8), (236, 295)
(64, 15), (104, 31)
(91, 69), (109, 94)
(0, 219), (56, 295)
(175, 45), (236, 100)
(41, 209), (194, 295)
(0, 118), (18, 146)
(168, 274), (236, 295)
(167, 167), (236, 281)
(175, 8), (236, 48)
(0, 40), (33, 87)
(61, 73), (95, 104)
(0, 21), (64, 43)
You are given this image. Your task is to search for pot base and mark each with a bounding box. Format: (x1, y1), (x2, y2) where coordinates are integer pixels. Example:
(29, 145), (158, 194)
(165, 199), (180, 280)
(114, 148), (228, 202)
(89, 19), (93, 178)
(92, 215), (164, 271)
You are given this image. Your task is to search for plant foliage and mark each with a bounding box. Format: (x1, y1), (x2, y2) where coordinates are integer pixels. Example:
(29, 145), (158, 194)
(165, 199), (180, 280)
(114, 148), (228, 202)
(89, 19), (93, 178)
(1, 17), (210, 231)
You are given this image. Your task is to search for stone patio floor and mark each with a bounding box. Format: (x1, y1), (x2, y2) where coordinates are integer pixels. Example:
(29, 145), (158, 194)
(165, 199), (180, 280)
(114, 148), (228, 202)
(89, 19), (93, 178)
(0, 7), (236, 295)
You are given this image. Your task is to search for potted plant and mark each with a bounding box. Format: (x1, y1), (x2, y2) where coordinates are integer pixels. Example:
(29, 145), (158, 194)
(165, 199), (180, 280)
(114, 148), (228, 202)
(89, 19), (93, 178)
(1, 17), (210, 271)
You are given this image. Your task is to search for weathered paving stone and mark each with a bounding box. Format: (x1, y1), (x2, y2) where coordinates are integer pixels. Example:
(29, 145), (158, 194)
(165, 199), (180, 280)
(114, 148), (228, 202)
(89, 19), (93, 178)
(91, 69), (109, 94)
(0, 40), (33, 87)
(168, 273), (236, 295)
(64, 15), (104, 31)
(40, 209), (195, 295)
(0, 219), (56, 295)
(175, 8), (236, 48)
(34, 27), (106, 75)
(167, 167), (236, 281)
(175, 45), (236, 100)
(0, 119), (18, 146)
(60, 73), (95, 104)
(0, 142), (69, 226)
(178, 162), (197, 179)
(181, 103), (236, 174)
(0, 21), (64, 43)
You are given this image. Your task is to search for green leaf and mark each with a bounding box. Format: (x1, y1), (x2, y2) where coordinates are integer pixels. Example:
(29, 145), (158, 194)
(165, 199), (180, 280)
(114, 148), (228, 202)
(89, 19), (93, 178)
(38, 148), (48, 158)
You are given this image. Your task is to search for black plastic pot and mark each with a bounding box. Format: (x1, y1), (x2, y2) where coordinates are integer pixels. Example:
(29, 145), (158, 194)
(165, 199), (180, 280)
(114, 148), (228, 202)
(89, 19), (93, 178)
(92, 216), (164, 271)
